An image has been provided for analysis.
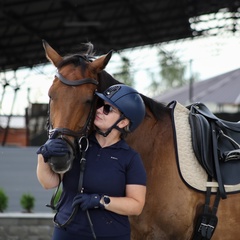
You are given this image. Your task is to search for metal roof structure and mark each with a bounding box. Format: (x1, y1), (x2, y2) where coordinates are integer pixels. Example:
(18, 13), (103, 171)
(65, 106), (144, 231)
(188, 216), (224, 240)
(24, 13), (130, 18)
(155, 68), (240, 106)
(1, 0), (240, 71)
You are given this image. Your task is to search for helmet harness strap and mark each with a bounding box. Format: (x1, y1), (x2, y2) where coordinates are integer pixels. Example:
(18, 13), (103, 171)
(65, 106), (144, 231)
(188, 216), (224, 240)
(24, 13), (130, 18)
(96, 114), (126, 137)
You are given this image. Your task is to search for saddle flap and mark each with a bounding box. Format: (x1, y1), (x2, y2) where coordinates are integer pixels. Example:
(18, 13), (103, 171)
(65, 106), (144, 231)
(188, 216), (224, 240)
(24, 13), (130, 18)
(188, 110), (214, 177)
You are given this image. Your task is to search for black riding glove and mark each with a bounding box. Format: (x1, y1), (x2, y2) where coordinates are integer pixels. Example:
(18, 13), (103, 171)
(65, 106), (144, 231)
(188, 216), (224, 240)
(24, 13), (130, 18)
(72, 193), (103, 211)
(36, 139), (69, 162)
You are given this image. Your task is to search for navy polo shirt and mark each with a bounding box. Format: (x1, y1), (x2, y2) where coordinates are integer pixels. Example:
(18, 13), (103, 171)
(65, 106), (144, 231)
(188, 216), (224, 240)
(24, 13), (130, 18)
(55, 134), (146, 238)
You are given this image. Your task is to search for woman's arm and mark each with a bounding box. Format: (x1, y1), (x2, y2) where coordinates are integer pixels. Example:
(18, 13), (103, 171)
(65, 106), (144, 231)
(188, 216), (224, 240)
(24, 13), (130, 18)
(101, 184), (146, 216)
(36, 154), (62, 189)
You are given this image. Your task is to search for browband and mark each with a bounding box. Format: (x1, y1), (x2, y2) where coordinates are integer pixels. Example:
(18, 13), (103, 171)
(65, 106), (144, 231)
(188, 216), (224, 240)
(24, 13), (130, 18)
(55, 72), (98, 86)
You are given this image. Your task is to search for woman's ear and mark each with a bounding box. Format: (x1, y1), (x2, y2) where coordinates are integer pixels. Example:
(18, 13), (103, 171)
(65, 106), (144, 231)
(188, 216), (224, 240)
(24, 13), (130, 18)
(117, 118), (130, 129)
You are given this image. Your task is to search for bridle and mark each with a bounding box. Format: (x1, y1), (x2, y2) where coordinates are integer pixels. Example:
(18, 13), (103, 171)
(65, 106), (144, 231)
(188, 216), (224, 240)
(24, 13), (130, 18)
(48, 71), (98, 139)
(46, 70), (98, 174)
(46, 69), (99, 238)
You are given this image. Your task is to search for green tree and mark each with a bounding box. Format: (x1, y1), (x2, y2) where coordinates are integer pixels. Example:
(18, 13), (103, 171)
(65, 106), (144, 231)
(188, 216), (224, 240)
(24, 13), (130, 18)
(159, 49), (187, 89)
(20, 193), (35, 213)
(113, 56), (134, 86)
(0, 188), (8, 212)
(148, 48), (196, 96)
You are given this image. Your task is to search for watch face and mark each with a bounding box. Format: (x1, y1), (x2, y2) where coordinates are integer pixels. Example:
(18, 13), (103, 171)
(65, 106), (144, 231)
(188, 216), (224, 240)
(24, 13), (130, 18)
(104, 196), (110, 204)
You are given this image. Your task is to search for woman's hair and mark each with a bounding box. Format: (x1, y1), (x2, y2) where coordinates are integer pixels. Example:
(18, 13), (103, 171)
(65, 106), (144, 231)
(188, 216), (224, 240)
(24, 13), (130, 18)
(120, 118), (131, 139)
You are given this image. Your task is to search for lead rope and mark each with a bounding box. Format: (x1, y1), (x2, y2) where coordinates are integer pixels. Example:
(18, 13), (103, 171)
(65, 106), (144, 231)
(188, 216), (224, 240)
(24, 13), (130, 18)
(50, 136), (97, 239)
(78, 136), (97, 239)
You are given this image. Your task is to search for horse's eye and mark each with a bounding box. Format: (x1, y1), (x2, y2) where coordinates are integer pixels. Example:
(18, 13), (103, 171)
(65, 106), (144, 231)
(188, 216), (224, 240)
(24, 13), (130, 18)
(86, 99), (93, 105)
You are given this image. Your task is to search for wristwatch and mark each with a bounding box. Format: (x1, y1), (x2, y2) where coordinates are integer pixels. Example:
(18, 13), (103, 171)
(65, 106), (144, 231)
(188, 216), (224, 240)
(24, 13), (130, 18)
(101, 195), (111, 208)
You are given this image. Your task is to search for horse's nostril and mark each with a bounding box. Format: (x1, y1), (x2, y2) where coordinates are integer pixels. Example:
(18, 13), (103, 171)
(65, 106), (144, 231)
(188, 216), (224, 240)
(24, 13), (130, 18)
(48, 151), (74, 174)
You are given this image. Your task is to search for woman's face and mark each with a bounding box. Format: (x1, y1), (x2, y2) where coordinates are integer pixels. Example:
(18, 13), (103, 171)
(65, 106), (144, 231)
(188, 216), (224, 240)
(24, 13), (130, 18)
(94, 100), (121, 132)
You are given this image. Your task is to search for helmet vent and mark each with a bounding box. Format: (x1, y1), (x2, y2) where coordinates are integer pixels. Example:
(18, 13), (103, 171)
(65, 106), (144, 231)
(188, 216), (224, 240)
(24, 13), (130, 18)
(104, 85), (121, 98)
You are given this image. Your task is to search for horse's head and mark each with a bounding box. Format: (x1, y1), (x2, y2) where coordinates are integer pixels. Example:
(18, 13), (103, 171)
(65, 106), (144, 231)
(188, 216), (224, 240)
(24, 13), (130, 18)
(42, 40), (112, 173)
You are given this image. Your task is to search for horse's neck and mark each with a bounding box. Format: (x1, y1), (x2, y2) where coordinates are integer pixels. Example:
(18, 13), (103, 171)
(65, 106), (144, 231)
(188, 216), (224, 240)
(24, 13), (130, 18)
(98, 70), (121, 91)
(126, 107), (171, 152)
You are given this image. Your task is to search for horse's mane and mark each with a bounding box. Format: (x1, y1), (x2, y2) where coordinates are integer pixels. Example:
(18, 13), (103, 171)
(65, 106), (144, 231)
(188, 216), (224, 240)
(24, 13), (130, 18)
(98, 70), (167, 121)
(57, 42), (96, 71)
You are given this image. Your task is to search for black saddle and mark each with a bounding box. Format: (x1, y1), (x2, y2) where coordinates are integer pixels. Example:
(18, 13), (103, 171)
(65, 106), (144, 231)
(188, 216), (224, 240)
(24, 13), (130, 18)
(187, 102), (240, 199)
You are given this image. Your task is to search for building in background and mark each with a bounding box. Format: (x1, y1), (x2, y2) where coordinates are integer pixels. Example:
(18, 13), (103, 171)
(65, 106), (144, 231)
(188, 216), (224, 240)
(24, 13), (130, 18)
(0, 103), (48, 147)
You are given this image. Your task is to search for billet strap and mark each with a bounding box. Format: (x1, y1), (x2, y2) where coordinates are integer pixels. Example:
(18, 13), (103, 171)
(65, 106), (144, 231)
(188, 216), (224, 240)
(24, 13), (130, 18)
(193, 176), (220, 240)
(210, 122), (227, 199)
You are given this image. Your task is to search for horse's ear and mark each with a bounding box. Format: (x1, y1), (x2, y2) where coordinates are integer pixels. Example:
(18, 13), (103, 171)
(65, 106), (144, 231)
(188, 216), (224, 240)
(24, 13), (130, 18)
(90, 50), (113, 72)
(42, 39), (63, 67)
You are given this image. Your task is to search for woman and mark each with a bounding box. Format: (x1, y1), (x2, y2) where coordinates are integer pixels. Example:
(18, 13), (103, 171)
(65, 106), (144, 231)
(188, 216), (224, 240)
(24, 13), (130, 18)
(37, 84), (147, 240)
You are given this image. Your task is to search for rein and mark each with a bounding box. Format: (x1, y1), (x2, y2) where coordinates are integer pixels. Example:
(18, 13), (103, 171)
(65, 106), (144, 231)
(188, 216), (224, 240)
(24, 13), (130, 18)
(46, 70), (98, 238)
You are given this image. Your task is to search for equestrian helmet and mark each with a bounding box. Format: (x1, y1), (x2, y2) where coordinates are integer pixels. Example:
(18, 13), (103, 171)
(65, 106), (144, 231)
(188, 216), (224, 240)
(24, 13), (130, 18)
(95, 84), (145, 131)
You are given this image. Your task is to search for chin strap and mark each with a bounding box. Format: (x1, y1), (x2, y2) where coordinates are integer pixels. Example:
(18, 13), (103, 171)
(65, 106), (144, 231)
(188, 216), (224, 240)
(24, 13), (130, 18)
(96, 115), (126, 137)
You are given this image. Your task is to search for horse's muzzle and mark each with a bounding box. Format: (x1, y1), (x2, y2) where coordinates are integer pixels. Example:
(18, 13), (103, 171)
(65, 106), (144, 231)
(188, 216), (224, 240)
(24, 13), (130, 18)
(48, 142), (75, 174)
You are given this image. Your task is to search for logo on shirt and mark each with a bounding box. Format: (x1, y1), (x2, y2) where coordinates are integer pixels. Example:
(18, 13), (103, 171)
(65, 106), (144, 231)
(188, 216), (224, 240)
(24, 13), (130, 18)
(110, 156), (118, 160)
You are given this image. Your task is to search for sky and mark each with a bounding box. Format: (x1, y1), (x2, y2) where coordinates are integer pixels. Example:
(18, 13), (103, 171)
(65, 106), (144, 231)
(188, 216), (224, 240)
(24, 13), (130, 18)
(1, 34), (240, 120)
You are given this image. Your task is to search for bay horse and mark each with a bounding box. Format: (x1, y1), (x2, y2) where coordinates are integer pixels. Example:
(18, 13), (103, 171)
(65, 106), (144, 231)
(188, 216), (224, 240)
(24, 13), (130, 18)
(42, 40), (240, 240)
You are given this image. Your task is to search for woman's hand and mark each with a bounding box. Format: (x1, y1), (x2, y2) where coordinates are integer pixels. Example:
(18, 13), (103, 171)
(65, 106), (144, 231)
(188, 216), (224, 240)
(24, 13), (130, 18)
(36, 139), (69, 162)
(72, 193), (103, 211)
